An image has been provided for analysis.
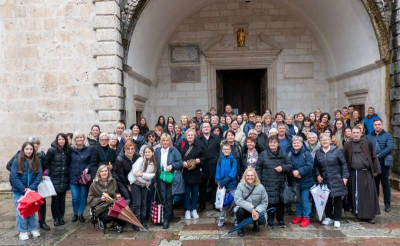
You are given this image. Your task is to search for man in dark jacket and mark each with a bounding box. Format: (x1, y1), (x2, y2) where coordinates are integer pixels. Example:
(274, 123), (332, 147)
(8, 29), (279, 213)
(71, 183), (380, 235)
(243, 113), (255, 136)
(366, 119), (394, 212)
(197, 122), (220, 212)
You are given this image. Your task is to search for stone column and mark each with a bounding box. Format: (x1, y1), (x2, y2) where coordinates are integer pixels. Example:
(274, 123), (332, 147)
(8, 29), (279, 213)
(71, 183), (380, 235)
(93, 0), (125, 131)
(390, 0), (400, 185)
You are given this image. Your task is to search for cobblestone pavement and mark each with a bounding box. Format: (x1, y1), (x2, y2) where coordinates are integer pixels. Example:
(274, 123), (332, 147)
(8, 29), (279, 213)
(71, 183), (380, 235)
(0, 190), (399, 246)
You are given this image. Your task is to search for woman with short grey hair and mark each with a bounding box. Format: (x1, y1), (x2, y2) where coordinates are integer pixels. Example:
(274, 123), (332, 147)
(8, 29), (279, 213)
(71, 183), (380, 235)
(117, 129), (133, 154)
(304, 132), (320, 159)
(108, 134), (118, 151)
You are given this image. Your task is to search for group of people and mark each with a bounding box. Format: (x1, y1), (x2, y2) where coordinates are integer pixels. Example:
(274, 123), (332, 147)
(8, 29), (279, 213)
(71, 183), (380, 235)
(8, 104), (394, 240)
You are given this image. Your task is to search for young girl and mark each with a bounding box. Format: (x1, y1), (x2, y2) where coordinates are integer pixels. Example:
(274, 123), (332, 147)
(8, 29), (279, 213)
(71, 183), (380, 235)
(11, 142), (42, 241)
(215, 144), (238, 228)
(224, 116), (232, 133)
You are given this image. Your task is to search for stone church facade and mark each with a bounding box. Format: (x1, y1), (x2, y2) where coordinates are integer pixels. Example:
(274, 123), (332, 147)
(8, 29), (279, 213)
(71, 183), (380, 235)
(0, 0), (398, 183)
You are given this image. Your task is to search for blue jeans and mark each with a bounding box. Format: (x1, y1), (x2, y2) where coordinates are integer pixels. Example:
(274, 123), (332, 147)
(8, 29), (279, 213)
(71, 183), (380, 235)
(13, 192), (38, 232)
(296, 187), (311, 218)
(184, 184), (199, 211)
(70, 184), (88, 214)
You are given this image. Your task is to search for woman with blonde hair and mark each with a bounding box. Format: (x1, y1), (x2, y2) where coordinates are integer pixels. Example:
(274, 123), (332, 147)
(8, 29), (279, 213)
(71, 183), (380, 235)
(234, 168), (268, 237)
(115, 122), (125, 143)
(262, 113), (273, 136)
(70, 131), (94, 223)
(180, 115), (189, 132)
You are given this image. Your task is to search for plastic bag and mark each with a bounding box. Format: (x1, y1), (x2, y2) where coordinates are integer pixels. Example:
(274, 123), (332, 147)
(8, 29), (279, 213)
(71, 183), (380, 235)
(37, 176), (57, 198)
(215, 187), (226, 209)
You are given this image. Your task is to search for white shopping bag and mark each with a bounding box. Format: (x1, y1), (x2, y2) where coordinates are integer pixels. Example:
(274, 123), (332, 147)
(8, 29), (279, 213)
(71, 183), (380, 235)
(37, 176), (57, 198)
(215, 187), (226, 209)
(310, 184), (331, 221)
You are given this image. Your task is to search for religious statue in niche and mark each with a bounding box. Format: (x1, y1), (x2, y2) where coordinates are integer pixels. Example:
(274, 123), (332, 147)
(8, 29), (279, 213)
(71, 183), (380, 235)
(237, 28), (246, 47)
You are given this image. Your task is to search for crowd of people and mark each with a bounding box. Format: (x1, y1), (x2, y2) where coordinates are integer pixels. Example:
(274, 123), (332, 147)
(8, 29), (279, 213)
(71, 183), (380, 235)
(8, 104), (394, 240)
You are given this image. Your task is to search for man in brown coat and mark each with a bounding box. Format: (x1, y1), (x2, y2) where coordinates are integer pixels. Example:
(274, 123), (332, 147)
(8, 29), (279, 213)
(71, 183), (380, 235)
(343, 126), (381, 223)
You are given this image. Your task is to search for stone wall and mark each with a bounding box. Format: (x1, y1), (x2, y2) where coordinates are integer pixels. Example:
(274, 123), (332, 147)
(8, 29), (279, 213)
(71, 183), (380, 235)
(152, 0), (329, 122)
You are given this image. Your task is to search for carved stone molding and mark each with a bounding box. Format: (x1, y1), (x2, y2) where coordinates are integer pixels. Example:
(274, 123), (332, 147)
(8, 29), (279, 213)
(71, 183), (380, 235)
(123, 64), (152, 86)
(361, 0), (390, 63)
(344, 89), (369, 105)
(327, 60), (385, 82)
(133, 94), (147, 111)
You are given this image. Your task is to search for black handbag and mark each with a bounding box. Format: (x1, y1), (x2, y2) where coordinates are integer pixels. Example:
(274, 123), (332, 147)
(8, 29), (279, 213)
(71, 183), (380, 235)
(280, 182), (300, 204)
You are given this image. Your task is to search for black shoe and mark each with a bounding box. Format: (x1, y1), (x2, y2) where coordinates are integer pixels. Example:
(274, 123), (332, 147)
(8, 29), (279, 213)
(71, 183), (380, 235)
(141, 218), (149, 230)
(71, 214), (78, 222)
(385, 204), (391, 213)
(278, 220), (286, 228)
(116, 224), (124, 233)
(40, 223), (51, 231)
(253, 222), (260, 232)
(79, 214), (85, 223)
(163, 221), (169, 229)
(368, 219), (376, 224)
(98, 219), (105, 230)
(198, 204), (206, 212)
(132, 225), (140, 231)
(59, 218), (65, 225)
(237, 228), (244, 237)
(53, 218), (60, 227)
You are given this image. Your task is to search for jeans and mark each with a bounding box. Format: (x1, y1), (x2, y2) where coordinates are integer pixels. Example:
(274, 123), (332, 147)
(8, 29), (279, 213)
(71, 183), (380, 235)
(184, 184), (199, 211)
(296, 187), (311, 218)
(13, 192), (38, 232)
(70, 184), (88, 214)
(130, 183), (148, 220)
(51, 191), (66, 219)
(375, 161), (391, 205)
(325, 196), (342, 221)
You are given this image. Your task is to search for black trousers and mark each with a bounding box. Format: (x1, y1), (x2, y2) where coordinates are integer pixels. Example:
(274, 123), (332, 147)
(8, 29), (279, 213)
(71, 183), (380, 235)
(38, 198), (47, 224)
(98, 210), (125, 226)
(325, 196), (342, 221)
(199, 178), (217, 206)
(130, 183), (148, 220)
(51, 191), (66, 219)
(163, 182), (173, 222)
(267, 203), (284, 222)
(236, 208), (252, 224)
(375, 161), (391, 205)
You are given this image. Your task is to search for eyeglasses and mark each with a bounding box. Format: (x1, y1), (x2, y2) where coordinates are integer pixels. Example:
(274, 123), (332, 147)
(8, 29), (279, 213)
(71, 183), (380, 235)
(126, 148), (135, 152)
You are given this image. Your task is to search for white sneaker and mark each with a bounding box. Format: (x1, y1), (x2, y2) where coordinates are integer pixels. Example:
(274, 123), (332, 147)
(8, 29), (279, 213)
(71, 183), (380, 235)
(19, 232), (29, 241)
(218, 220), (225, 228)
(31, 230), (40, 238)
(191, 210), (199, 219)
(334, 221), (341, 228)
(185, 211), (191, 220)
(322, 218), (334, 225)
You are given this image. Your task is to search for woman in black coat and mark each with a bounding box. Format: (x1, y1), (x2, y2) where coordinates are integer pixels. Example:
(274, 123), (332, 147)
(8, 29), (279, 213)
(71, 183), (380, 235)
(314, 133), (349, 228)
(90, 133), (117, 179)
(44, 133), (71, 227)
(181, 129), (206, 220)
(255, 135), (292, 229)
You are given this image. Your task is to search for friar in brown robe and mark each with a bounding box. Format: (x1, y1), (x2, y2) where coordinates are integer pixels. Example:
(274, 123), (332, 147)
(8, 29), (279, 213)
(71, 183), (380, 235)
(343, 127), (381, 222)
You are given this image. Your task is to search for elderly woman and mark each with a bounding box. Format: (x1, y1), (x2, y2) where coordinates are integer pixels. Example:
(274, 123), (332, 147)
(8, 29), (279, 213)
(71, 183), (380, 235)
(262, 113), (273, 136)
(108, 134), (118, 151)
(234, 168), (268, 237)
(128, 146), (157, 230)
(155, 133), (183, 229)
(314, 133), (349, 228)
(289, 136), (314, 227)
(181, 129), (206, 220)
(244, 129), (265, 154)
(69, 132), (94, 223)
(188, 119), (200, 136)
(90, 133), (117, 179)
(271, 112), (284, 129)
(140, 130), (161, 156)
(113, 142), (140, 207)
(256, 135), (292, 229)
(211, 115), (220, 128)
(211, 125), (224, 138)
(44, 133), (70, 227)
(240, 137), (258, 177)
(11, 142), (42, 241)
(87, 165), (124, 233)
(268, 128), (278, 137)
(117, 129), (133, 154)
(304, 132), (321, 159)
(224, 120), (246, 145)
(87, 125), (101, 146)
(285, 114), (299, 137)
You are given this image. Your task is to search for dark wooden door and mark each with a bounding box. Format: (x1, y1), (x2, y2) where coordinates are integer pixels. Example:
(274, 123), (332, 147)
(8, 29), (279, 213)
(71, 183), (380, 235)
(220, 69), (264, 115)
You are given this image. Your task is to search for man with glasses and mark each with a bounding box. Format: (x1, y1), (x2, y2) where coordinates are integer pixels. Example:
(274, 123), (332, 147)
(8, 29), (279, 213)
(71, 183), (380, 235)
(194, 109), (203, 128)
(244, 113), (256, 136)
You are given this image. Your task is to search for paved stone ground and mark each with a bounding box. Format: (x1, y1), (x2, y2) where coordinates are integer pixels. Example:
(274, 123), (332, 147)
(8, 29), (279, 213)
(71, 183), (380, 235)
(0, 190), (400, 246)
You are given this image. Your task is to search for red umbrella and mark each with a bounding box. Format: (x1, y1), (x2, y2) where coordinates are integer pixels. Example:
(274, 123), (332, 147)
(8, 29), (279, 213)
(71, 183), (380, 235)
(108, 199), (147, 231)
(17, 191), (44, 219)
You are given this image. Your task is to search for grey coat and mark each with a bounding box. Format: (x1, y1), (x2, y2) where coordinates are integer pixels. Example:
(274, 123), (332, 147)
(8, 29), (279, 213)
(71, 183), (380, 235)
(234, 182), (268, 213)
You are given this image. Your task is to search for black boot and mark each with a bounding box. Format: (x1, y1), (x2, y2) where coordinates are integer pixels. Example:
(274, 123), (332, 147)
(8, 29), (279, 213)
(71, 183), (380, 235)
(59, 217), (65, 225)
(267, 217), (275, 229)
(40, 222), (50, 230)
(198, 204), (206, 212)
(385, 204), (391, 213)
(71, 214), (78, 222)
(54, 218), (60, 227)
(141, 217), (149, 230)
(253, 221), (260, 232)
(163, 220), (169, 229)
(79, 214), (85, 223)
(237, 228), (244, 237)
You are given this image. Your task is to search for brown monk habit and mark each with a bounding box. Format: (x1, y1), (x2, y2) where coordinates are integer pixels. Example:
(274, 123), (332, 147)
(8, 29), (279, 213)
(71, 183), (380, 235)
(343, 139), (381, 219)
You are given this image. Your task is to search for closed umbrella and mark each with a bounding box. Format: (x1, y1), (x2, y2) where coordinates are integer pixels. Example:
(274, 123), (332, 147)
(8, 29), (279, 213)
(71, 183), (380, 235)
(108, 199), (147, 231)
(17, 191), (44, 219)
(310, 184), (331, 221)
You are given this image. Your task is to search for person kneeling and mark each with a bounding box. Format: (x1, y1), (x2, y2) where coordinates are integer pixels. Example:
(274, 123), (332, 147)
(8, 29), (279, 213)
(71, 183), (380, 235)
(88, 165), (125, 233)
(234, 168), (268, 237)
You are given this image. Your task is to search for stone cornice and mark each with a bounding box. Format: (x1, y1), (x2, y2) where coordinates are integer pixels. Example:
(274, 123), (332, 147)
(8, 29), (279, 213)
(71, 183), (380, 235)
(327, 60), (385, 83)
(123, 64), (152, 86)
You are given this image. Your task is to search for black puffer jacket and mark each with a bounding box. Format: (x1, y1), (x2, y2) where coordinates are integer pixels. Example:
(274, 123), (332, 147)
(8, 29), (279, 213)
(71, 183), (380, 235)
(90, 145), (117, 179)
(314, 145), (350, 197)
(256, 132), (268, 152)
(44, 147), (71, 193)
(113, 152), (139, 201)
(256, 147), (292, 204)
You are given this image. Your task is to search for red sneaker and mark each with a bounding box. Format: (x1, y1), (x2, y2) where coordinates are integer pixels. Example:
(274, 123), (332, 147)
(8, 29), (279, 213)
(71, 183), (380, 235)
(292, 216), (303, 224)
(300, 218), (310, 227)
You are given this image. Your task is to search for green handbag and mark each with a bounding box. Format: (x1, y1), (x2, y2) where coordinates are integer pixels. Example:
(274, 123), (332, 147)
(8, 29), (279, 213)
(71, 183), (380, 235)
(160, 166), (175, 183)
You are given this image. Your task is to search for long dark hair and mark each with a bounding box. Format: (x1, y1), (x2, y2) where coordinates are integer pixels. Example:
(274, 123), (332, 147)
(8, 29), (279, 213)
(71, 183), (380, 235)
(333, 119), (345, 138)
(143, 146), (157, 174)
(167, 116), (176, 125)
(17, 142), (39, 174)
(55, 133), (69, 154)
(156, 116), (166, 128)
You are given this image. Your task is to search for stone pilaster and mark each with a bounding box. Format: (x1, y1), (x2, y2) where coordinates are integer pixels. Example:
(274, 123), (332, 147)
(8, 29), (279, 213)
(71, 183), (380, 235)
(93, 0), (125, 130)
